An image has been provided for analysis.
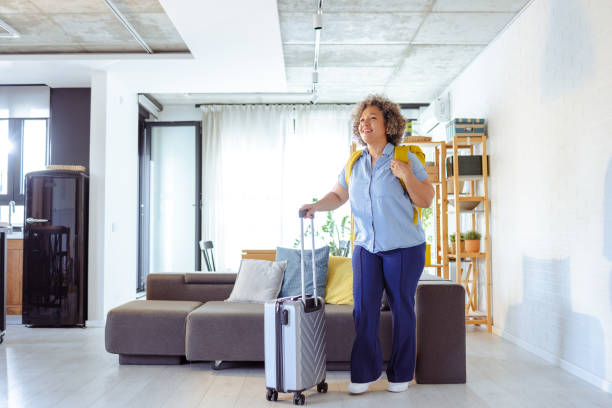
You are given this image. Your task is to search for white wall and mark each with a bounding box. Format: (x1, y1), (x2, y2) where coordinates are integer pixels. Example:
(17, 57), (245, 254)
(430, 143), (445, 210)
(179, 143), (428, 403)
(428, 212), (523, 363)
(438, 0), (612, 391)
(103, 74), (140, 318)
(88, 71), (107, 324)
(88, 72), (140, 323)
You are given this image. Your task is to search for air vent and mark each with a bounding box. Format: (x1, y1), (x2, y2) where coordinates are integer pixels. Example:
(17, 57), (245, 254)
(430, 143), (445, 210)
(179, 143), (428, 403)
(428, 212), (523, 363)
(0, 18), (20, 38)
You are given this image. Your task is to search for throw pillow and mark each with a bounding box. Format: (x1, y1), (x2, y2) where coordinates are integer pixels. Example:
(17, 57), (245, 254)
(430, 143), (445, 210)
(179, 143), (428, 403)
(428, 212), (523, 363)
(324, 256), (353, 305)
(276, 246), (329, 299)
(225, 259), (287, 303)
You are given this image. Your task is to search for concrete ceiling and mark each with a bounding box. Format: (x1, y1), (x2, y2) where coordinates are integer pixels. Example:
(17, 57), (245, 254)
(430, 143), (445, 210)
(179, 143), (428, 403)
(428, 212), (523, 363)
(0, 0), (533, 104)
(154, 0), (531, 105)
(0, 0), (287, 94)
(0, 0), (188, 53)
(276, 0), (531, 103)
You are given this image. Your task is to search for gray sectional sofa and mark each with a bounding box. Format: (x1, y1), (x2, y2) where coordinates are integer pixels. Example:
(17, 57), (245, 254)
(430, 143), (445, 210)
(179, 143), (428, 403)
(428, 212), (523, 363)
(105, 272), (466, 383)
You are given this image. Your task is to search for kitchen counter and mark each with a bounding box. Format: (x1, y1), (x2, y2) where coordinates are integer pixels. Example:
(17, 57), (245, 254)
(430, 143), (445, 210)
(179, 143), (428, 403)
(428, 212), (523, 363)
(0, 224), (23, 239)
(1, 228), (6, 339)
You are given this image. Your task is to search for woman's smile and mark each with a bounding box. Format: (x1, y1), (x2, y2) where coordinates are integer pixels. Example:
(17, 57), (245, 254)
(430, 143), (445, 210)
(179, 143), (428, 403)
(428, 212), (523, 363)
(359, 105), (386, 144)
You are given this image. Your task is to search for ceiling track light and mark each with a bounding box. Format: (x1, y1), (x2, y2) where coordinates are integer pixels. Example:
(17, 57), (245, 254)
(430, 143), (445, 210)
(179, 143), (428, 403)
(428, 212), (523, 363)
(311, 0), (323, 103)
(104, 0), (153, 54)
(0, 18), (20, 38)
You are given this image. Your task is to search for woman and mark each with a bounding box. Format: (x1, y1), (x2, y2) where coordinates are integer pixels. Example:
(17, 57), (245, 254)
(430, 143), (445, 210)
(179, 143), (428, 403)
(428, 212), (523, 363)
(300, 94), (434, 394)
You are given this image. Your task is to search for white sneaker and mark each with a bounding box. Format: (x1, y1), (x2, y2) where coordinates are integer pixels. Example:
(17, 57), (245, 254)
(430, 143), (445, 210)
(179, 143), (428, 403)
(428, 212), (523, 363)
(387, 382), (409, 392)
(348, 373), (383, 395)
(348, 381), (372, 394)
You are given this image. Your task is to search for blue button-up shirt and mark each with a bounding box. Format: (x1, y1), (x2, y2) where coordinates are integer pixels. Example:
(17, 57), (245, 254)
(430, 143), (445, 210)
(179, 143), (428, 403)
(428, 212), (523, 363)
(338, 143), (428, 253)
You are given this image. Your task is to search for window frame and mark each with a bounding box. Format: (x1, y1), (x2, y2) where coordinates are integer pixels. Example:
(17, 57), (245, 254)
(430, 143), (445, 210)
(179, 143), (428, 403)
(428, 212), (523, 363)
(0, 117), (49, 206)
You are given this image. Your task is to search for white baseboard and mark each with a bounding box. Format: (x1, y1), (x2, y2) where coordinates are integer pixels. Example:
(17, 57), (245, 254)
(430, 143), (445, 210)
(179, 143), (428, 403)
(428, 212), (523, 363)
(492, 327), (611, 394)
(85, 319), (106, 328)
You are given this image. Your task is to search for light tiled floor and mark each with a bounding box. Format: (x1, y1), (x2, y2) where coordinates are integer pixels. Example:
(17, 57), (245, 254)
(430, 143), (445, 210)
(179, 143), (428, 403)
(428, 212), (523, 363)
(1, 322), (611, 408)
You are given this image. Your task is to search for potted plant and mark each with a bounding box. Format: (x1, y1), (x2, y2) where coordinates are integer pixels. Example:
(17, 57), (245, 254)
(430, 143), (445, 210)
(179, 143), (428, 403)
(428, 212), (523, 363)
(449, 232), (465, 254)
(464, 230), (482, 253)
(293, 198), (352, 256)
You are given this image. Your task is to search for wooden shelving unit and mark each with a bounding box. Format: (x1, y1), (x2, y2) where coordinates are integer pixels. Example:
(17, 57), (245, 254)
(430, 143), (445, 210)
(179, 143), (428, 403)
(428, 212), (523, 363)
(348, 135), (492, 332)
(441, 131), (493, 333)
(398, 137), (446, 278)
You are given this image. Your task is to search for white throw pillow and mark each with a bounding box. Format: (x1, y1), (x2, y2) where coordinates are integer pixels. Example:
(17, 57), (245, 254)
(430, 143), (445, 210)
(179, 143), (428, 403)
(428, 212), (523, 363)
(225, 259), (287, 303)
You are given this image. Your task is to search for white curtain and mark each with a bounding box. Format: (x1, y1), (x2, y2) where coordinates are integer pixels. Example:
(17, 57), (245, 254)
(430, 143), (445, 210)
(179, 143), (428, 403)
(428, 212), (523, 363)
(279, 105), (353, 253)
(202, 104), (353, 271)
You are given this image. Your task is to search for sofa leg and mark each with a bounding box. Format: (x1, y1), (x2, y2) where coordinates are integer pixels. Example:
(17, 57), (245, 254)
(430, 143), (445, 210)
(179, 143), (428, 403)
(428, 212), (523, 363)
(210, 360), (258, 370)
(212, 360), (225, 370)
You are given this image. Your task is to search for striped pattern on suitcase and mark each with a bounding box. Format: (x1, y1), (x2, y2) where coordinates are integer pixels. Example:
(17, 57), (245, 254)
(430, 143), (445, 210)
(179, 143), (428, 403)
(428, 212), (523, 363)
(297, 300), (327, 389)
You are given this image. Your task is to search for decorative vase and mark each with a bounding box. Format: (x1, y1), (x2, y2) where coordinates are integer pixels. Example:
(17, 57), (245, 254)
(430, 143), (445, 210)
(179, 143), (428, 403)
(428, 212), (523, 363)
(465, 240), (480, 253)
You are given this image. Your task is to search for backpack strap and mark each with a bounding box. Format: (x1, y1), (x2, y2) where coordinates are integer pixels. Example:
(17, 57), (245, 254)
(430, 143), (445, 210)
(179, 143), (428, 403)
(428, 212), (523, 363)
(345, 150), (363, 245)
(394, 145), (426, 225)
(344, 146), (425, 226)
(344, 150), (363, 187)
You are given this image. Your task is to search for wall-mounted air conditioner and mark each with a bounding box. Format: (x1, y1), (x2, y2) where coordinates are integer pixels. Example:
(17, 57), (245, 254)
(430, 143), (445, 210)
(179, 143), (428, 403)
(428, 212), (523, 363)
(417, 92), (450, 136)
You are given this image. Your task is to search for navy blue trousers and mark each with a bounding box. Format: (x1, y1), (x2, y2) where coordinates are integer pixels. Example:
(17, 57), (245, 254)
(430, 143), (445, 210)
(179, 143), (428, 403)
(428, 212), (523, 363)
(350, 243), (426, 383)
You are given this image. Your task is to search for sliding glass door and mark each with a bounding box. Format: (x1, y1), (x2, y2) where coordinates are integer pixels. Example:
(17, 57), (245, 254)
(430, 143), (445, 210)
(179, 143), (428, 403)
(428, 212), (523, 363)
(138, 122), (201, 290)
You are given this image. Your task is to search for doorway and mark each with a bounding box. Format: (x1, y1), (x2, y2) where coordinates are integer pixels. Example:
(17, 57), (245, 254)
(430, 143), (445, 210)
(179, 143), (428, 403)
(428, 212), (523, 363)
(138, 121), (202, 292)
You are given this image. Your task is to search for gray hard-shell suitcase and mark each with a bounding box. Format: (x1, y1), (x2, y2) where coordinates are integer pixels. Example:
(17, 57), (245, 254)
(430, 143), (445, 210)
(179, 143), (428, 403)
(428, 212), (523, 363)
(264, 210), (328, 405)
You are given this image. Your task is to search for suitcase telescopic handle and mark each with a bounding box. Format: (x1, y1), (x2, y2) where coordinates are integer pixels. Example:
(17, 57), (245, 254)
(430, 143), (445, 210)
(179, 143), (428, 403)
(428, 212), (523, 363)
(298, 209), (312, 218)
(298, 210), (318, 306)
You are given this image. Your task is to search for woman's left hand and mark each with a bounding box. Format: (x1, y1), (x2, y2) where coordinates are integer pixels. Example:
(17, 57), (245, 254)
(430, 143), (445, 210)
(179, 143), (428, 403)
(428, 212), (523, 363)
(390, 159), (413, 182)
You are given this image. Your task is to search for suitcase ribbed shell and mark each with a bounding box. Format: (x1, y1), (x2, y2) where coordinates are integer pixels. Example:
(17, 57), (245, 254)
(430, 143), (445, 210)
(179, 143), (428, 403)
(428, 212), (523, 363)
(265, 297), (327, 392)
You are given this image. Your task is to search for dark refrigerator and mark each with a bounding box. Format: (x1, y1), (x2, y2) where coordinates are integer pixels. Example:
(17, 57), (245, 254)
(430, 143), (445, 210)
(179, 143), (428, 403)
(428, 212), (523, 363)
(22, 170), (88, 327)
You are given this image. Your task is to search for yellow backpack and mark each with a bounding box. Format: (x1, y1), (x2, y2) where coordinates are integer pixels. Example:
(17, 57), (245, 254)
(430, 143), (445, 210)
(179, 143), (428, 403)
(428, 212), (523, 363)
(344, 145), (425, 225)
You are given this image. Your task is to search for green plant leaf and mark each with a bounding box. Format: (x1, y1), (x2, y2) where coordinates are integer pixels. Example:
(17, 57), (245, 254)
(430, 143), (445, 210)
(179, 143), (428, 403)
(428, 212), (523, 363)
(293, 209), (351, 256)
(464, 230), (481, 240)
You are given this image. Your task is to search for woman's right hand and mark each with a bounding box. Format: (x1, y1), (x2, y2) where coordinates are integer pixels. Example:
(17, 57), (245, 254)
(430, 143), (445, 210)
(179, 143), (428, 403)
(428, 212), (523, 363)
(299, 202), (318, 218)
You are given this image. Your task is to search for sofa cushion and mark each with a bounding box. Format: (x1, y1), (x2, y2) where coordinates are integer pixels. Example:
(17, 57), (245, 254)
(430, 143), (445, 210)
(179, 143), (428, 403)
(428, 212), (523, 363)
(185, 272), (237, 284)
(225, 259), (287, 303)
(325, 256), (353, 306)
(147, 273), (235, 302)
(185, 301), (393, 364)
(105, 300), (202, 356)
(186, 301), (265, 361)
(276, 246), (329, 298)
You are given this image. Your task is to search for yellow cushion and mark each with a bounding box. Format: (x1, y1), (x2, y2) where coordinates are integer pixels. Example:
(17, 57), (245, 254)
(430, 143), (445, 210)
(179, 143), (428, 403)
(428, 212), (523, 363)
(325, 256), (353, 306)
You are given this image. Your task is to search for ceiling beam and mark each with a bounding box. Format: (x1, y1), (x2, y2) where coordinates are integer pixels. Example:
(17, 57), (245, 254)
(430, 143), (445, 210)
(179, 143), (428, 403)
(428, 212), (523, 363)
(104, 0), (153, 54)
(0, 17), (20, 38)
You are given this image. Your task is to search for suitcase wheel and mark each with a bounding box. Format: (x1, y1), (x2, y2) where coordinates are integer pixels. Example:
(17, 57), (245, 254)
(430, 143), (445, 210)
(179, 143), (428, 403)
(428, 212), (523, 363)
(293, 392), (305, 405)
(317, 381), (328, 393)
(266, 389), (278, 401)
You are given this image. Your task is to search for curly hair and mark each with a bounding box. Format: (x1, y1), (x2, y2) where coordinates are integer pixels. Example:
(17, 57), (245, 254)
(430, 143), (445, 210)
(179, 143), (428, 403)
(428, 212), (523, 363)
(351, 94), (406, 146)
